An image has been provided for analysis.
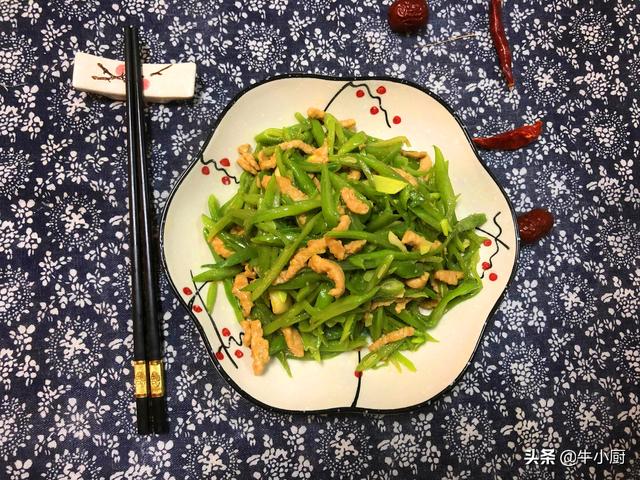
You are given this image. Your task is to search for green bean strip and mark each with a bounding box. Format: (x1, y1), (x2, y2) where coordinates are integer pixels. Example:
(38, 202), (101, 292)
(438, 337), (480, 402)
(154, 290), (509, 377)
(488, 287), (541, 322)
(274, 271), (326, 290)
(287, 158), (318, 195)
(452, 213), (487, 233)
(340, 314), (356, 343)
(310, 118), (325, 147)
(201, 214), (215, 232)
(409, 206), (443, 232)
(276, 352), (292, 377)
(242, 193), (262, 206)
(300, 331), (321, 361)
(256, 245), (271, 275)
(366, 254), (394, 291)
(334, 119), (347, 147)
(356, 341), (404, 372)
(247, 197), (321, 226)
(192, 265), (242, 283)
(366, 211), (400, 232)
(337, 131), (367, 155)
(390, 308), (428, 331)
(348, 250), (422, 269)
(260, 175), (278, 209)
(295, 161), (341, 173)
(294, 284), (316, 303)
(275, 147), (291, 179)
(328, 171), (372, 209)
(221, 173), (251, 213)
(208, 195), (221, 220)
(321, 165), (340, 228)
(205, 281), (218, 313)
(220, 247), (257, 267)
(360, 155), (405, 181)
(328, 156), (359, 169)
(325, 230), (393, 248)
(264, 300), (313, 335)
(218, 231), (248, 251)
(227, 208), (254, 222)
(320, 337), (368, 353)
(206, 193), (245, 240)
(433, 146), (456, 223)
(366, 136), (410, 148)
(250, 213), (321, 301)
(255, 221), (277, 234)
(325, 114), (336, 154)
(370, 308), (385, 340)
(251, 231), (298, 247)
(203, 230), (244, 323)
(268, 334), (287, 355)
(428, 279), (481, 327)
(390, 352), (416, 372)
(310, 288), (379, 326)
(254, 128), (284, 145)
(294, 112), (307, 125)
(314, 285), (334, 309)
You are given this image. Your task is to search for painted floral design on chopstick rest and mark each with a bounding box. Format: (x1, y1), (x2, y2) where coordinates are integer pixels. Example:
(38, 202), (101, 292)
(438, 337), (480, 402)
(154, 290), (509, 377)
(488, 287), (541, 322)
(72, 51), (196, 103)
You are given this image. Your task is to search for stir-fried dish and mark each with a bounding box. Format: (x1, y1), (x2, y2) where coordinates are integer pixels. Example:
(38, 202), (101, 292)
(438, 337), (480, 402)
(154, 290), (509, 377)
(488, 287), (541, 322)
(198, 108), (487, 375)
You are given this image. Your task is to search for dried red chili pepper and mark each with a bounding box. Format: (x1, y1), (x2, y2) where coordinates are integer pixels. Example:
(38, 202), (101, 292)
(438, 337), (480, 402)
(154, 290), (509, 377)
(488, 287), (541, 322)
(473, 120), (543, 150)
(517, 208), (554, 244)
(489, 0), (514, 89)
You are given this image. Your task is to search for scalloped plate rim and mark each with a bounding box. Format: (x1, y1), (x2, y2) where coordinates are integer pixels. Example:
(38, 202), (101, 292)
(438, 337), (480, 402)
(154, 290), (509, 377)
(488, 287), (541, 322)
(159, 73), (520, 414)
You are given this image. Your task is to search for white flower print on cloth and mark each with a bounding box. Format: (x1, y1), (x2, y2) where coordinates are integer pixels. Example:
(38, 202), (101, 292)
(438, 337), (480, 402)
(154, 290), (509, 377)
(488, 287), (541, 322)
(184, 72), (230, 124)
(44, 316), (105, 378)
(562, 390), (613, 448)
(43, 191), (105, 251)
(522, 58), (570, 106)
(0, 395), (31, 461)
(0, 31), (36, 85)
(42, 449), (102, 480)
(570, 9), (613, 54)
(248, 425), (313, 479)
(0, 0), (639, 478)
(0, 148), (31, 199)
(0, 266), (34, 327)
(182, 432), (241, 480)
(548, 271), (598, 327)
(377, 423), (422, 477)
(46, 85), (103, 135)
(315, 419), (372, 479)
(353, 18), (400, 64)
(501, 400), (561, 455)
(613, 331), (640, 384)
(443, 404), (496, 465)
(235, 22), (286, 72)
(582, 109), (628, 157)
(596, 217), (640, 269)
(498, 342), (549, 398)
(50, 0), (98, 19)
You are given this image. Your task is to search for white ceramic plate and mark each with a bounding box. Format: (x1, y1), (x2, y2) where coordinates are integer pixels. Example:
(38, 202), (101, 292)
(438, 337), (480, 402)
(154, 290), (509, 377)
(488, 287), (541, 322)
(161, 75), (519, 413)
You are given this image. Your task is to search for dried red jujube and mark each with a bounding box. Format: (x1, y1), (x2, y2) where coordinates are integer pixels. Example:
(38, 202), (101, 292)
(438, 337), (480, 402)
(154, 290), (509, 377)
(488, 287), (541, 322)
(517, 208), (554, 244)
(388, 0), (429, 34)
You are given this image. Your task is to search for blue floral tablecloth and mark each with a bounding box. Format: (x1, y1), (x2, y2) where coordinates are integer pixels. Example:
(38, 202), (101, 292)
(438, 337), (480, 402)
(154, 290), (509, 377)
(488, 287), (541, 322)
(1, 0), (639, 478)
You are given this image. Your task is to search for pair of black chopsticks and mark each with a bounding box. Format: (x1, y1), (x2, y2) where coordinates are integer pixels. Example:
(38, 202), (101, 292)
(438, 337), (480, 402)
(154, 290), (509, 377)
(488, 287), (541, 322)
(124, 26), (168, 435)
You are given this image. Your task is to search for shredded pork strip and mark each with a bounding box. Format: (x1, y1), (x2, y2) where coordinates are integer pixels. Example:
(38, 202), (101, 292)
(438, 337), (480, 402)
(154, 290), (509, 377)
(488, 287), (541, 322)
(368, 326), (415, 352)
(308, 255), (345, 297)
(282, 327), (304, 357)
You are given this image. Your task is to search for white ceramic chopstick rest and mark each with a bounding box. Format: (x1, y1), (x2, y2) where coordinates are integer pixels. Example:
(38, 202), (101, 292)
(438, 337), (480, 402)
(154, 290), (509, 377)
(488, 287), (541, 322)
(72, 51), (196, 103)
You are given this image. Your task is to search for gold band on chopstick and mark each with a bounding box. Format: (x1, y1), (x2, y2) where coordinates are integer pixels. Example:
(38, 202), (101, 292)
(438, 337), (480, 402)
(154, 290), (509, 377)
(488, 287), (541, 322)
(148, 360), (165, 398)
(132, 360), (148, 398)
